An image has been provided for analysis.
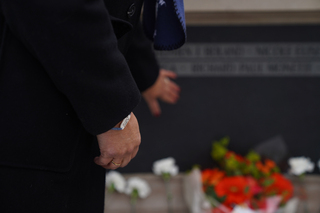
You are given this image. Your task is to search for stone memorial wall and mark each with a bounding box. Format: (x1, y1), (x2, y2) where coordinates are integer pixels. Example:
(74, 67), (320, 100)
(157, 43), (320, 77)
(120, 0), (320, 174)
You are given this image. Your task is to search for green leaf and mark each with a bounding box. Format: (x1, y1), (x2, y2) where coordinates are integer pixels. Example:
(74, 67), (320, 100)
(131, 189), (139, 205)
(205, 186), (226, 204)
(211, 145), (227, 160)
(273, 167), (280, 173)
(211, 137), (230, 161)
(218, 195), (227, 204)
(220, 136), (230, 146)
(234, 170), (243, 176)
(262, 178), (275, 187)
(108, 183), (116, 193)
(282, 190), (289, 197)
(246, 150), (261, 162)
(299, 174), (306, 180)
(244, 186), (250, 194)
(225, 158), (238, 170)
(205, 186), (217, 197)
(162, 173), (171, 181)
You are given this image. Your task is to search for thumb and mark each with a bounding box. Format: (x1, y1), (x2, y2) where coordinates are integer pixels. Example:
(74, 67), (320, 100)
(94, 156), (102, 166)
(147, 99), (161, 117)
(94, 156), (112, 166)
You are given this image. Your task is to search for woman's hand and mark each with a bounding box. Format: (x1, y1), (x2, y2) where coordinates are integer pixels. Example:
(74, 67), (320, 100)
(142, 69), (181, 117)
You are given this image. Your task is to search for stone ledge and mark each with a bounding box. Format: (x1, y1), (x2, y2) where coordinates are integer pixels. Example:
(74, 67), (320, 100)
(184, 0), (320, 12)
(104, 174), (188, 213)
(104, 174), (320, 213)
(185, 11), (320, 25)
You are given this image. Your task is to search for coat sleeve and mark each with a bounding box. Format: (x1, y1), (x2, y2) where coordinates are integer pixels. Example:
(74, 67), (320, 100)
(1, 0), (141, 135)
(125, 21), (160, 92)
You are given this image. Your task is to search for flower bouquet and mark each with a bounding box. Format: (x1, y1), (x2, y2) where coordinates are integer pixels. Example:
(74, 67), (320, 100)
(185, 137), (295, 213)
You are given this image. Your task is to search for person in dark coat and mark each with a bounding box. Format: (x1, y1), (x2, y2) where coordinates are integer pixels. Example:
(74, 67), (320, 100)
(0, 0), (184, 212)
(0, 0), (141, 211)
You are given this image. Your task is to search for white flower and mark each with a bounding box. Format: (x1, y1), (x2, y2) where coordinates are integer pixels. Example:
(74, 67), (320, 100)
(288, 156), (314, 176)
(232, 206), (256, 213)
(152, 157), (179, 176)
(105, 171), (126, 193)
(125, 177), (151, 199)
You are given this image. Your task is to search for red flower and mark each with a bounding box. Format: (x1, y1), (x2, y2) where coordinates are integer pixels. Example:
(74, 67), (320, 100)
(261, 173), (293, 204)
(246, 176), (262, 195)
(211, 208), (226, 213)
(249, 197), (267, 210)
(202, 168), (225, 187)
(215, 176), (253, 208)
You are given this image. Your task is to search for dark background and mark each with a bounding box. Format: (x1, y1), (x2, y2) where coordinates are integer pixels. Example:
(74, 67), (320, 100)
(120, 25), (320, 174)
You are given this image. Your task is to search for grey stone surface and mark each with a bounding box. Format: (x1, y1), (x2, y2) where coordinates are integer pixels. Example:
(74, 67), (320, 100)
(104, 174), (320, 213)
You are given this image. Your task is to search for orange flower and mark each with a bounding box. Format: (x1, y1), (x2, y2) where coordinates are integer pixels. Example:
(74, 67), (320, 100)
(265, 159), (276, 169)
(262, 173), (293, 204)
(215, 176), (253, 208)
(256, 161), (270, 174)
(256, 159), (277, 175)
(202, 168), (225, 186)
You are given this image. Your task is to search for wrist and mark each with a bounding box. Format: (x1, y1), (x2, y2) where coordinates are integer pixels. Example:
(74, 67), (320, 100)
(112, 113), (131, 130)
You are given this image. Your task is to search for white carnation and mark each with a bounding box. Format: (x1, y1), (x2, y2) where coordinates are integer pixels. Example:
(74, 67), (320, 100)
(152, 157), (179, 176)
(125, 177), (151, 199)
(105, 171), (126, 193)
(288, 156), (314, 176)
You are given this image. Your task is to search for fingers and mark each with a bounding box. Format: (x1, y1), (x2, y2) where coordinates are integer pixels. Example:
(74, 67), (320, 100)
(131, 146), (139, 159)
(94, 156), (113, 169)
(121, 145), (139, 167)
(168, 80), (181, 93)
(120, 157), (131, 168)
(146, 98), (161, 117)
(105, 158), (122, 170)
(160, 80), (180, 104)
(162, 89), (179, 104)
(161, 69), (177, 79)
(107, 146), (140, 169)
(95, 113), (141, 169)
(110, 158), (122, 166)
(142, 69), (181, 117)
(94, 155), (127, 170)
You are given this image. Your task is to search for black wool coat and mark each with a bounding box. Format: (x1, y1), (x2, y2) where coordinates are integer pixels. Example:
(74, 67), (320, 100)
(0, 0), (159, 212)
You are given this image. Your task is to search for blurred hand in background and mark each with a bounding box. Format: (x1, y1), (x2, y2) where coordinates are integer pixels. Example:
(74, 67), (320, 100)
(142, 69), (181, 117)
